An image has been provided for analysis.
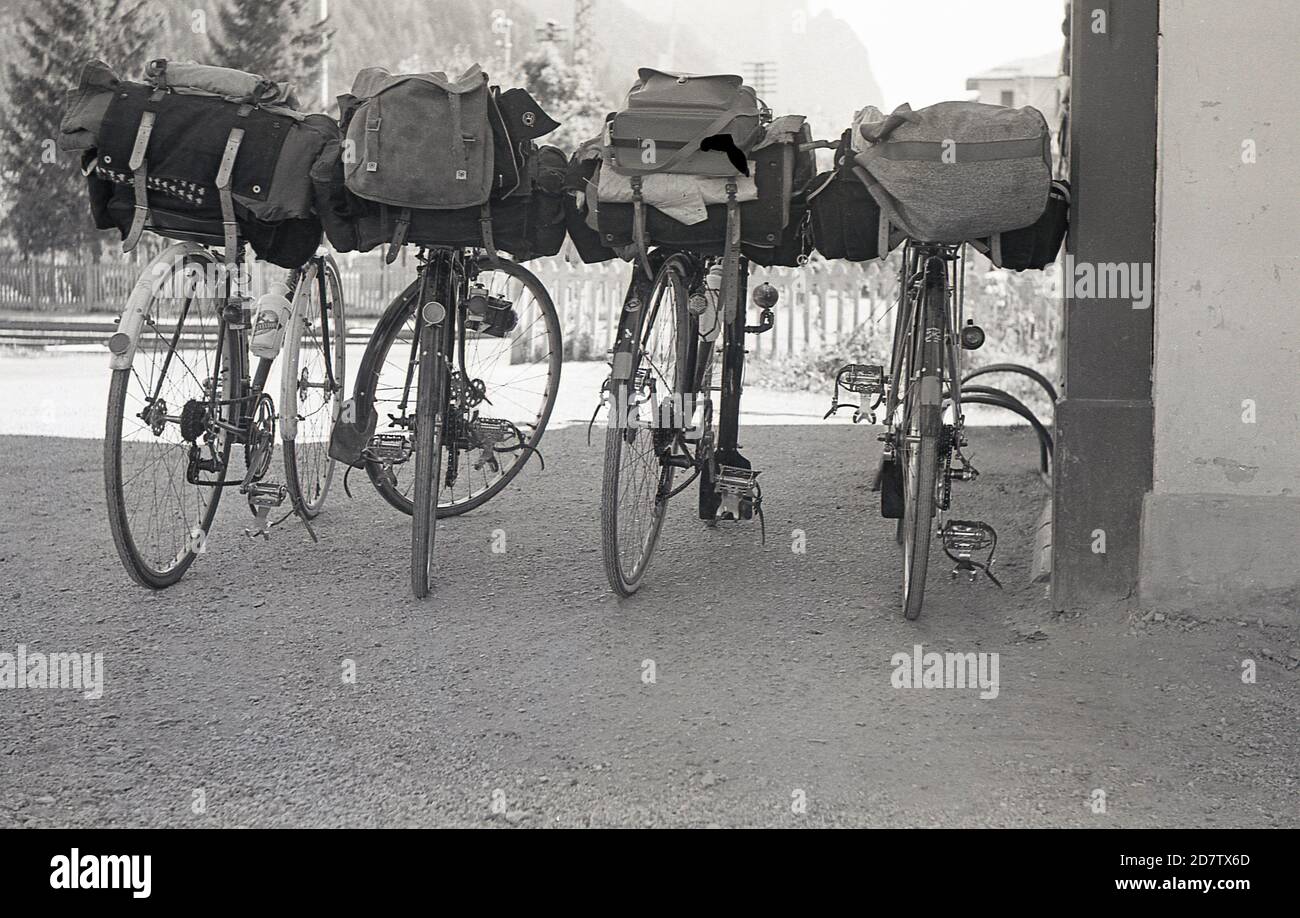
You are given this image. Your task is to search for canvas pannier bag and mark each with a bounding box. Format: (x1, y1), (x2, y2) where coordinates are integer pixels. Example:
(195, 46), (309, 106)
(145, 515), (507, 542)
(59, 59), (334, 269)
(604, 69), (764, 177)
(853, 101), (1053, 250)
(314, 67), (566, 262)
(343, 66), (494, 210)
(974, 179), (1070, 271)
(589, 115), (815, 267)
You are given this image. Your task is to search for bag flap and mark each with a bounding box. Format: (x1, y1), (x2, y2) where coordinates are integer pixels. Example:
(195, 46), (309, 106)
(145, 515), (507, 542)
(350, 64), (487, 100)
(626, 69), (750, 110)
(59, 59), (120, 150)
(495, 87), (561, 140)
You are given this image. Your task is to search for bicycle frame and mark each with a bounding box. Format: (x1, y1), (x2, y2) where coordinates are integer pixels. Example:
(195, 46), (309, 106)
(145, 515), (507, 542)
(884, 242), (967, 455)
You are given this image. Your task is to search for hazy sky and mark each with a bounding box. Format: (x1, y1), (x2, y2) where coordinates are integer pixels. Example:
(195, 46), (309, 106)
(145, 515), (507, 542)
(639, 0), (1067, 110)
(812, 0), (1066, 108)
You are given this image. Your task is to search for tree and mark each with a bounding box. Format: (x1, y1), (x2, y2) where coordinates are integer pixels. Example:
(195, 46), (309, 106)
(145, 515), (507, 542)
(519, 42), (607, 152)
(206, 0), (332, 104)
(0, 0), (155, 256)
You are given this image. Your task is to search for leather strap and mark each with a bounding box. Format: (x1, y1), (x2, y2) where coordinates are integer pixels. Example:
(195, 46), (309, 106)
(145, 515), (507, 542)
(364, 98), (381, 173)
(479, 202), (500, 265)
(386, 207), (410, 264)
(630, 175), (653, 278)
(123, 111), (156, 253)
(216, 127), (245, 266)
(720, 181), (741, 323)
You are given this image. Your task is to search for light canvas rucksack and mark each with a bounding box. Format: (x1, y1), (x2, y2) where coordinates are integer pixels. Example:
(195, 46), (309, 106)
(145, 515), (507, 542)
(853, 101), (1053, 252)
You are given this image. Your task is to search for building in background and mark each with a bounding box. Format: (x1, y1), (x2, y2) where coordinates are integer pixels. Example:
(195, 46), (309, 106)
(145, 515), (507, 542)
(966, 52), (1062, 121)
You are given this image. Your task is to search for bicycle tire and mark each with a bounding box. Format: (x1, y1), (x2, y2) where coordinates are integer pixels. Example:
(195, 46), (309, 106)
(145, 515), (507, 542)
(282, 254), (346, 518)
(901, 267), (947, 621)
(104, 246), (234, 588)
(601, 255), (692, 596)
(411, 277), (450, 598)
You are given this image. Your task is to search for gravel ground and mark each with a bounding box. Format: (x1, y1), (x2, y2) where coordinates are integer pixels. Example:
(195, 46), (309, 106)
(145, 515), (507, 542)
(0, 425), (1296, 827)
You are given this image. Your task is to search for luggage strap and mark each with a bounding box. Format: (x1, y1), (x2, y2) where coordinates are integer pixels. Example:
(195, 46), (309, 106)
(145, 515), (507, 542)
(720, 182), (742, 323)
(123, 111), (156, 253)
(364, 99), (382, 173)
(386, 207), (410, 264)
(215, 126), (246, 267)
(479, 201), (500, 266)
(624, 109), (752, 175)
(630, 175), (653, 278)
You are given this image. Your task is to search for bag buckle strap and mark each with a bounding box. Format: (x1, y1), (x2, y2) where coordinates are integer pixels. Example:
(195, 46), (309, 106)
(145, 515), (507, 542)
(122, 111), (156, 253)
(479, 202), (500, 266)
(386, 207), (410, 265)
(216, 127), (245, 266)
(630, 175), (653, 279)
(721, 181), (742, 323)
(365, 97), (381, 173)
(449, 93), (466, 163)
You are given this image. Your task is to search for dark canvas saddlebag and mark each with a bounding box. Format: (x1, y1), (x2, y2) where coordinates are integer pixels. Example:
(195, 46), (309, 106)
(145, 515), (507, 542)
(975, 179), (1070, 271)
(315, 142), (568, 262)
(318, 65), (565, 261)
(60, 59), (334, 269)
(604, 69), (764, 177)
(808, 168), (884, 262)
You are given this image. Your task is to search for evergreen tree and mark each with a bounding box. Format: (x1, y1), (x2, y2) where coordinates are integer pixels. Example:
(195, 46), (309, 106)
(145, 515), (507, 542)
(0, 0), (155, 256)
(519, 42), (607, 152)
(207, 0), (332, 104)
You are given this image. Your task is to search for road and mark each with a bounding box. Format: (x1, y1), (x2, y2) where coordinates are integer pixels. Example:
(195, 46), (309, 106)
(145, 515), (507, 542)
(0, 426), (1296, 827)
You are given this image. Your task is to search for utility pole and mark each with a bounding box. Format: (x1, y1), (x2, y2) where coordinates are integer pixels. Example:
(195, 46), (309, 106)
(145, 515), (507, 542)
(536, 19), (567, 46)
(573, 0), (595, 68)
(743, 61), (778, 105)
(492, 9), (515, 75)
(319, 0), (329, 109)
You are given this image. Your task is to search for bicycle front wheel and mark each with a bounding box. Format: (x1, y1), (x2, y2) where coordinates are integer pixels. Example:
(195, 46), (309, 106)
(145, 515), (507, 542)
(900, 268), (947, 620)
(282, 254), (346, 518)
(104, 245), (234, 588)
(601, 254), (692, 596)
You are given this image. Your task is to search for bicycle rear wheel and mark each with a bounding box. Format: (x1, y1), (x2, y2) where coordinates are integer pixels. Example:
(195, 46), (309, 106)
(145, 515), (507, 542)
(282, 254), (346, 518)
(900, 267), (947, 620)
(359, 256), (561, 517)
(601, 255), (692, 596)
(104, 245), (234, 588)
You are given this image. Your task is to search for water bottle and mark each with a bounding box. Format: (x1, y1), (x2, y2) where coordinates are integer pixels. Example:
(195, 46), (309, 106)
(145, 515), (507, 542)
(699, 264), (723, 342)
(249, 280), (294, 360)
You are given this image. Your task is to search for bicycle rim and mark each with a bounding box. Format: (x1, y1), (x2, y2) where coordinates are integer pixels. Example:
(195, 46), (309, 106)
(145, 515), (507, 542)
(104, 248), (232, 588)
(600, 257), (690, 595)
(283, 256), (346, 518)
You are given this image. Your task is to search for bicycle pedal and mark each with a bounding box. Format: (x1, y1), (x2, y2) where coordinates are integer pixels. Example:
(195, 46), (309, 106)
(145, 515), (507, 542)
(366, 431), (413, 464)
(714, 465), (761, 522)
(942, 520), (995, 553)
(244, 483), (287, 539)
(940, 520), (1001, 587)
(836, 364), (884, 395)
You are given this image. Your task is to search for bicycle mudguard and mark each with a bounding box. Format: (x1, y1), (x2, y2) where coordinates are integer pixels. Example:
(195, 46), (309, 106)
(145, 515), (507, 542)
(328, 398), (377, 468)
(107, 242), (215, 371)
(880, 455), (904, 519)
